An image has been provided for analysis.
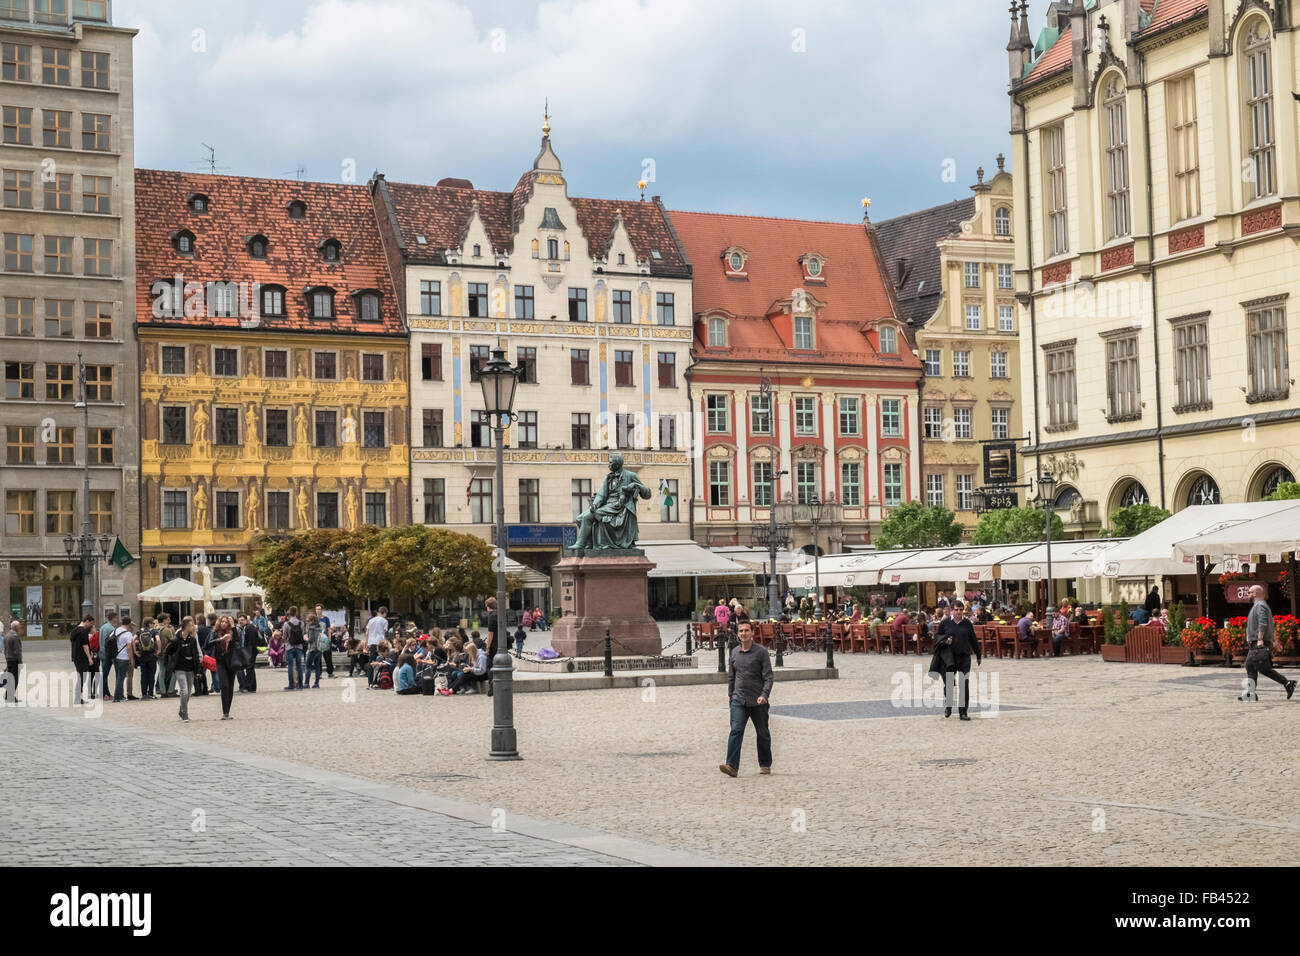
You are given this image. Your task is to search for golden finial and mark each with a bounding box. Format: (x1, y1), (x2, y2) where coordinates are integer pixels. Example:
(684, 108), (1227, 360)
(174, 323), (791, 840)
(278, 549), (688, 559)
(638, 178), (647, 200)
(861, 197), (871, 208)
(543, 99), (551, 137)
(861, 196), (872, 223)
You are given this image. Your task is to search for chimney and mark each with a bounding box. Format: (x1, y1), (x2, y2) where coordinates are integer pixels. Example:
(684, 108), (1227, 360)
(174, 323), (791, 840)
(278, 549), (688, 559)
(1070, 0), (1088, 108)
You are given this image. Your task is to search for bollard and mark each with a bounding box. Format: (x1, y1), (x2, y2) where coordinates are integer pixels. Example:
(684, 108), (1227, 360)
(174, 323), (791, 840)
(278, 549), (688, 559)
(775, 624), (784, 668)
(685, 624), (692, 657)
(717, 630), (726, 674)
(604, 628), (613, 678)
(825, 622), (834, 671)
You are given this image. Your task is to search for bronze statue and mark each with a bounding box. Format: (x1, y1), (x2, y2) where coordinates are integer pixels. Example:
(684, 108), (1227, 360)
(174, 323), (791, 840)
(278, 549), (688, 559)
(572, 453), (652, 551)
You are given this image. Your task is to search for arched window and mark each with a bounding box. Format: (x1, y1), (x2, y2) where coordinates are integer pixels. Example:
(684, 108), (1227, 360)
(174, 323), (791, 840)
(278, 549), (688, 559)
(1186, 474), (1221, 507)
(547, 238), (559, 259)
(707, 316), (727, 347)
(1260, 466), (1295, 500)
(188, 194), (209, 214)
(879, 324), (897, 354)
(173, 230), (195, 255)
(1102, 75), (1130, 239)
(247, 235), (268, 259)
(995, 206), (1011, 237)
(287, 200), (307, 220)
(1054, 486), (1081, 510)
(1120, 481), (1149, 507)
(320, 238), (341, 262)
(1243, 19), (1276, 200)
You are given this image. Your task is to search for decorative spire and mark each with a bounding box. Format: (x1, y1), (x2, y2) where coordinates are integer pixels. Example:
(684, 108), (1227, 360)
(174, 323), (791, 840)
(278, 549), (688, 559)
(1018, 0), (1032, 50)
(1007, 0), (1021, 52)
(997, 153), (1006, 173)
(542, 98), (551, 137)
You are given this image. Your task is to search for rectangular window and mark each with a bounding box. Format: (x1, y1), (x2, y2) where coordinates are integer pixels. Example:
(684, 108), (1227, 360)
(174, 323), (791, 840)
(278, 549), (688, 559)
(82, 175), (110, 214)
(709, 461), (731, 507)
(957, 474), (975, 512)
(84, 364), (110, 401)
(44, 172), (70, 210)
(44, 298), (72, 336)
(35, 0), (70, 22)
(467, 283), (488, 317)
(518, 479), (540, 523)
(883, 462), (903, 507)
(568, 287), (588, 322)
(880, 398), (902, 437)
(161, 490), (187, 530)
(469, 478), (492, 524)
(514, 284), (534, 319)
(793, 315), (813, 350)
(80, 49), (108, 89)
(365, 492), (387, 527)
(74, 1), (109, 21)
(656, 351), (675, 388)
(423, 479), (445, 524)
(3, 168), (31, 208)
(1044, 123), (1069, 257)
(419, 280), (441, 315)
(750, 392), (771, 434)
(707, 317), (727, 347)
(1104, 82), (1131, 239)
(923, 406), (943, 439)
(6, 425), (34, 464)
(1, 42), (30, 82)
(706, 393), (729, 433)
(266, 491), (289, 531)
(4, 233), (33, 271)
(965, 304), (981, 330)
(571, 412), (590, 449)
(1167, 74), (1201, 222)
(840, 462), (862, 507)
(83, 237), (110, 276)
(964, 262), (980, 288)
(516, 410), (538, 449)
(838, 396), (860, 436)
(614, 350), (633, 387)
(420, 343), (442, 381)
(998, 305), (1015, 332)
(159, 346), (185, 376)
(42, 47), (69, 85)
(1246, 36), (1275, 200)
(794, 395), (817, 436)
(615, 413), (637, 450)
(265, 409), (288, 446)
(796, 461), (818, 505)
(213, 347), (238, 377)
(83, 300), (111, 338)
(1106, 334), (1141, 420)
(923, 349), (941, 376)
(570, 348), (590, 385)
(469, 344), (490, 382)
(45, 234), (71, 274)
(310, 291), (334, 318)
(661, 478), (679, 522)
(3, 106), (32, 144)
(362, 411), (386, 448)
(316, 493), (339, 529)
(991, 351), (1008, 379)
(571, 479), (591, 521)
(612, 289), (632, 324)
(5, 296), (33, 335)
(361, 353), (385, 382)
(5, 490), (35, 535)
(952, 407), (972, 439)
(260, 287), (284, 317)
(657, 413), (677, 450)
(1173, 316), (1210, 409)
(313, 351), (336, 380)
(161, 406), (187, 444)
(214, 407), (239, 445)
(46, 425), (73, 464)
(5, 361), (34, 398)
(314, 410), (337, 448)
(926, 473), (945, 508)
(81, 111), (109, 150)
(422, 409), (443, 447)
(516, 346), (537, 384)
(991, 407), (1010, 440)
(953, 350), (970, 377)
(89, 490), (113, 534)
(215, 491), (240, 530)
(656, 291), (675, 325)
(1045, 346), (1078, 428)
(997, 263), (1013, 290)
(1247, 304), (1289, 401)
(752, 461), (773, 508)
(263, 349), (287, 378)
(470, 410), (492, 449)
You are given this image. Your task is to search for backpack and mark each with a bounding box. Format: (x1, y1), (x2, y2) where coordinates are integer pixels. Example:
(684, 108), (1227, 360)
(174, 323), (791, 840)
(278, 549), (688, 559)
(286, 619), (304, 646)
(105, 629), (120, 658)
(376, 668), (393, 690)
(317, 631), (331, 653)
(137, 629), (157, 654)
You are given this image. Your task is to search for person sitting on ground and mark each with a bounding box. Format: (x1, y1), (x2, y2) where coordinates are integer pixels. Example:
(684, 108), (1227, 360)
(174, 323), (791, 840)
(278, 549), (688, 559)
(443, 639), (490, 696)
(345, 636), (364, 677)
(267, 630), (284, 668)
(366, 640), (393, 688)
(414, 636), (435, 670)
(394, 653), (420, 695)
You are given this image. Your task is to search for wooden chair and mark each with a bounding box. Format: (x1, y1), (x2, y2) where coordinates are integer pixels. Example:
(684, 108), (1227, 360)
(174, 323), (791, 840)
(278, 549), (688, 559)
(850, 622), (869, 653)
(873, 622), (899, 654)
(996, 625), (1023, 659)
(696, 621), (715, 649)
(756, 621), (774, 646)
(978, 624), (1000, 659)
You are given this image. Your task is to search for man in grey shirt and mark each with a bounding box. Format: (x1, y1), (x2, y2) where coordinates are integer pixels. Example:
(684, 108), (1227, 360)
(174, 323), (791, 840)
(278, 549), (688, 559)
(720, 621), (774, 777)
(1240, 585), (1295, 701)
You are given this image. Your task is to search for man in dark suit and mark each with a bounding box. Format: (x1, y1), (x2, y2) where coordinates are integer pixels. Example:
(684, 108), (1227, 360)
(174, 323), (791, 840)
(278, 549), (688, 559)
(929, 601), (982, 720)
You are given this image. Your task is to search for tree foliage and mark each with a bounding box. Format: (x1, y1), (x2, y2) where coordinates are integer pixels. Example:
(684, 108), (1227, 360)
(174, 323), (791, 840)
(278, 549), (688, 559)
(971, 506), (1065, 545)
(1267, 481), (1300, 501)
(250, 527), (379, 615)
(875, 501), (964, 550)
(347, 525), (494, 607)
(1104, 503), (1172, 538)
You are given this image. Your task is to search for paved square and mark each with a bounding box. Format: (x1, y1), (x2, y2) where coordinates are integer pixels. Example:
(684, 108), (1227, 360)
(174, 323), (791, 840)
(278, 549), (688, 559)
(769, 699), (1039, 720)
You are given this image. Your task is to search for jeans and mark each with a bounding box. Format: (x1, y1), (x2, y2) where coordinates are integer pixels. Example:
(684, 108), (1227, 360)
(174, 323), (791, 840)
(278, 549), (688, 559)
(175, 670), (194, 719)
(208, 652), (221, 694)
(1052, 632), (1067, 657)
(725, 701), (772, 770)
(139, 658), (157, 698)
(157, 662), (175, 696)
(100, 652), (113, 699)
(305, 649), (322, 687)
(113, 659), (128, 701)
(285, 646), (304, 688)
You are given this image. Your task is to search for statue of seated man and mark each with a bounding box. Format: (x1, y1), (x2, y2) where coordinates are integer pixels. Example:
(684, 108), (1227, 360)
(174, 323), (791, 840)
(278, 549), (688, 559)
(573, 453), (653, 551)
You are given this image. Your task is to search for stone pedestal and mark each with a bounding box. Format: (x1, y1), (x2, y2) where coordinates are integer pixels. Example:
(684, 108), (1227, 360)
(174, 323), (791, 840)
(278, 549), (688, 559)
(551, 550), (663, 658)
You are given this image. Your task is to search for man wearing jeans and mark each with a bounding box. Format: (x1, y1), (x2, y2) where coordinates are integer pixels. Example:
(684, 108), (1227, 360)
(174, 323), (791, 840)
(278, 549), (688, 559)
(1239, 585), (1296, 701)
(720, 621), (774, 777)
(98, 610), (118, 699)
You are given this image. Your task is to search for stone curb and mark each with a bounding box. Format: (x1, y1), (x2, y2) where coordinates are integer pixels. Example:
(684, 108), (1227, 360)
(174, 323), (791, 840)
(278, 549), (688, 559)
(514, 667), (839, 693)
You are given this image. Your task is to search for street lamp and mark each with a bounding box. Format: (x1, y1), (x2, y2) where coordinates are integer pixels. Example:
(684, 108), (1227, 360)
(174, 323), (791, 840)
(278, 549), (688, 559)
(478, 345), (523, 761)
(806, 493), (833, 669)
(1033, 469), (1057, 622)
(65, 353), (114, 622)
(764, 472), (790, 620)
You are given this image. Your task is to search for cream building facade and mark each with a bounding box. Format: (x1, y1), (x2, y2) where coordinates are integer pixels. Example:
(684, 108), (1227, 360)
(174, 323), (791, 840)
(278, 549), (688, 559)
(1008, 0), (1299, 539)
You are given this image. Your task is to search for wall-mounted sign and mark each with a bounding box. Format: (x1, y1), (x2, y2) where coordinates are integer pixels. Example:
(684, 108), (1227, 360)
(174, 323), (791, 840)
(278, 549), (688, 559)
(984, 442), (1019, 485)
(100, 580), (124, 596)
(1224, 580), (1262, 603)
(167, 553), (236, 565)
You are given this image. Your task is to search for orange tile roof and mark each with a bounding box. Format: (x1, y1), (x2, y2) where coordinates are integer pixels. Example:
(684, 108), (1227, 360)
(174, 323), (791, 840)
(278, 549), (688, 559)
(668, 209), (918, 370)
(1142, 0), (1207, 34)
(135, 169), (403, 336)
(1024, 27), (1071, 83)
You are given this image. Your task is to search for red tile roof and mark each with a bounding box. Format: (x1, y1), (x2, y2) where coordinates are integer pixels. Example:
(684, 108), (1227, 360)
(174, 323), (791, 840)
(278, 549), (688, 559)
(1142, 0), (1207, 35)
(1024, 28), (1072, 83)
(135, 169), (403, 335)
(668, 209), (918, 370)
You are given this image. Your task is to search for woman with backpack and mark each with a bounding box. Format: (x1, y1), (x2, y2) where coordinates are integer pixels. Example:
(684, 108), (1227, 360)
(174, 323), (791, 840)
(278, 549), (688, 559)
(135, 618), (160, 701)
(164, 616), (203, 722)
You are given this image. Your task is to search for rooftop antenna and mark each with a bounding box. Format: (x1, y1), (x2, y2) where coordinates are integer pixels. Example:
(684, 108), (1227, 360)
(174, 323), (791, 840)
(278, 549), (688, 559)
(283, 166), (306, 181)
(193, 143), (230, 175)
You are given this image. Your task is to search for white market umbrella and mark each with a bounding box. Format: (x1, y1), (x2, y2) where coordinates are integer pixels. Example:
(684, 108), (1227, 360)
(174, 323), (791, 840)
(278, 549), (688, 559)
(137, 578), (204, 602)
(212, 575), (266, 599)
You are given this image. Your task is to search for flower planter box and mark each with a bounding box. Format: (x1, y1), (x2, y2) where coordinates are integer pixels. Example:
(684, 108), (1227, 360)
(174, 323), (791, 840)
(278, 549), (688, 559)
(1100, 643), (1127, 662)
(1160, 645), (1189, 665)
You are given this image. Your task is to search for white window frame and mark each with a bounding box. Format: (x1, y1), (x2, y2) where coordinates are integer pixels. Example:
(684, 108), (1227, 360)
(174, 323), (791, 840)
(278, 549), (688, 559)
(1167, 73), (1201, 222)
(1244, 20), (1276, 201)
(964, 262), (980, 289)
(952, 406), (972, 440)
(794, 395), (817, 436)
(1247, 302), (1289, 400)
(880, 398), (902, 438)
(998, 305), (1015, 332)
(926, 473), (945, 507)
(1044, 123), (1069, 257)
(882, 462), (903, 507)
(1103, 76), (1131, 239)
(965, 304), (981, 331)
(1105, 333), (1141, 420)
(840, 461), (861, 507)
(837, 396), (860, 436)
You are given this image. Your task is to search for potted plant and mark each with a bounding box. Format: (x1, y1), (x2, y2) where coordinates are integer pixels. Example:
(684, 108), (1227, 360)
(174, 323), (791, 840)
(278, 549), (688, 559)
(1180, 616), (1214, 664)
(1220, 616), (1248, 666)
(1275, 614), (1299, 659)
(1100, 604), (1129, 662)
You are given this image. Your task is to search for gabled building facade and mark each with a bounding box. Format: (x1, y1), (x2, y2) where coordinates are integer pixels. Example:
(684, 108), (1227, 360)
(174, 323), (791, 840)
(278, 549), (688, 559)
(671, 208), (922, 557)
(370, 125), (694, 576)
(134, 170), (409, 591)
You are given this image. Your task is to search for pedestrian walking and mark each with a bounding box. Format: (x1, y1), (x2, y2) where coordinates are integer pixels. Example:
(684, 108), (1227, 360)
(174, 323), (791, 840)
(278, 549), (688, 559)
(3, 618), (23, 703)
(513, 624), (526, 658)
(719, 621), (774, 777)
(1239, 585), (1296, 701)
(163, 616), (202, 722)
(929, 601), (982, 720)
(215, 617), (246, 719)
(314, 605), (335, 677)
(155, 613), (177, 697)
(237, 613), (259, 692)
(70, 614), (96, 705)
(97, 610), (118, 700)
(304, 614), (323, 688)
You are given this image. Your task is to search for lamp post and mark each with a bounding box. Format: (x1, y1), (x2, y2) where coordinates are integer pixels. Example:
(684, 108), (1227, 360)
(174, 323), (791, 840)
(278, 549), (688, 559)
(478, 346), (523, 761)
(65, 353), (113, 620)
(1034, 470), (1058, 620)
(764, 475), (790, 620)
(807, 493), (833, 668)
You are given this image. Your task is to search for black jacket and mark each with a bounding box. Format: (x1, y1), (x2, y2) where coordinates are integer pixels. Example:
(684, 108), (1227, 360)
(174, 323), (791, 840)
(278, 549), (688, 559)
(929, 618), (982, 675)
(165, 633), (203, 673)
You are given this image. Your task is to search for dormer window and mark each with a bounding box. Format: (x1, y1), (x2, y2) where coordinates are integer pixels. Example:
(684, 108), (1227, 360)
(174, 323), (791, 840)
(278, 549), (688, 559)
(806, 258), (822, 277)
(260, 284), (286, 318)
(707, 315), (727, 347)
(880, 325), (898, 354)
(188, 194), (209, 214)
(793, 315), (814, 350)
(353, 290), (381, 322)
(618, 253), (626, 266)
(472, 244), (481, 257)
(306, 286), (335, 319)
(728, 251), (744, 271)
(995, 206), (1011, 236)
(247, 234), (268, 259)
(799, 253), (825, 281)
(287, 200), (307, 220)
(320, 238), (341, 262)
(173, 230), (195, 255)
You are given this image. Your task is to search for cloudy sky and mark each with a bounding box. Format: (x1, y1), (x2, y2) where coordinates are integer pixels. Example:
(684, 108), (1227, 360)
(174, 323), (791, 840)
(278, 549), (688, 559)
(117, 0), (1055, 223)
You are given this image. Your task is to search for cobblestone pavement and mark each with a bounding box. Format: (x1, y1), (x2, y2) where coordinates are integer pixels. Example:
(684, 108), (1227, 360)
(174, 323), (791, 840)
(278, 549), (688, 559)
(7, 640), (1300, 866)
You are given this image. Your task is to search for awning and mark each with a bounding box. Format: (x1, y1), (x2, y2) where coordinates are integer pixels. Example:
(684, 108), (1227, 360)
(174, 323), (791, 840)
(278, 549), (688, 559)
(1171, 501), (1300, 562)
(1104, 502), (1300, 575)
(998, 538), (1128, 581)
(137, 578), (204, 602)
(872, 543), (1040, 584)
(504, 557), (550, 589)
(710, 547), (805, 575)
(641, 540), (752, 578)
(787, 550), (923, 588)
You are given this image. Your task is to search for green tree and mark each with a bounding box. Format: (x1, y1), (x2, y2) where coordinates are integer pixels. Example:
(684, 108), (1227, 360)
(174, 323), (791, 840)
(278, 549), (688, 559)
(250, 526), (379, 617)
(874, 501), (964, 550)
(971, 506), (1064, 545)
(1267, 481), (1300, 501)
(1104, 503), (1172, 538)
(347, 525), (494, 608)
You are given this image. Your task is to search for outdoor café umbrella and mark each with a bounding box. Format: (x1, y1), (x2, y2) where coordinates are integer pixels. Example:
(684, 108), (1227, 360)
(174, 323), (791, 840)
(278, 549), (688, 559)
(212, 575), (266, 599)
(136, 578), (204, 602)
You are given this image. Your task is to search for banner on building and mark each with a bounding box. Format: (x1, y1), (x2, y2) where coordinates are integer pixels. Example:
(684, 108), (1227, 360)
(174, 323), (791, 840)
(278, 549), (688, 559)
(25, 585), (43, 638)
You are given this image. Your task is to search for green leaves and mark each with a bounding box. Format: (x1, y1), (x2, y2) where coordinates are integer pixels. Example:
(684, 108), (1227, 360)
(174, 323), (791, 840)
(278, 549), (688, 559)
(1104, 503), (1172, 538)
(1267, 481), (1300, 501)
(971, 506), (1064, 545)
(875, 501), (964, 551)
